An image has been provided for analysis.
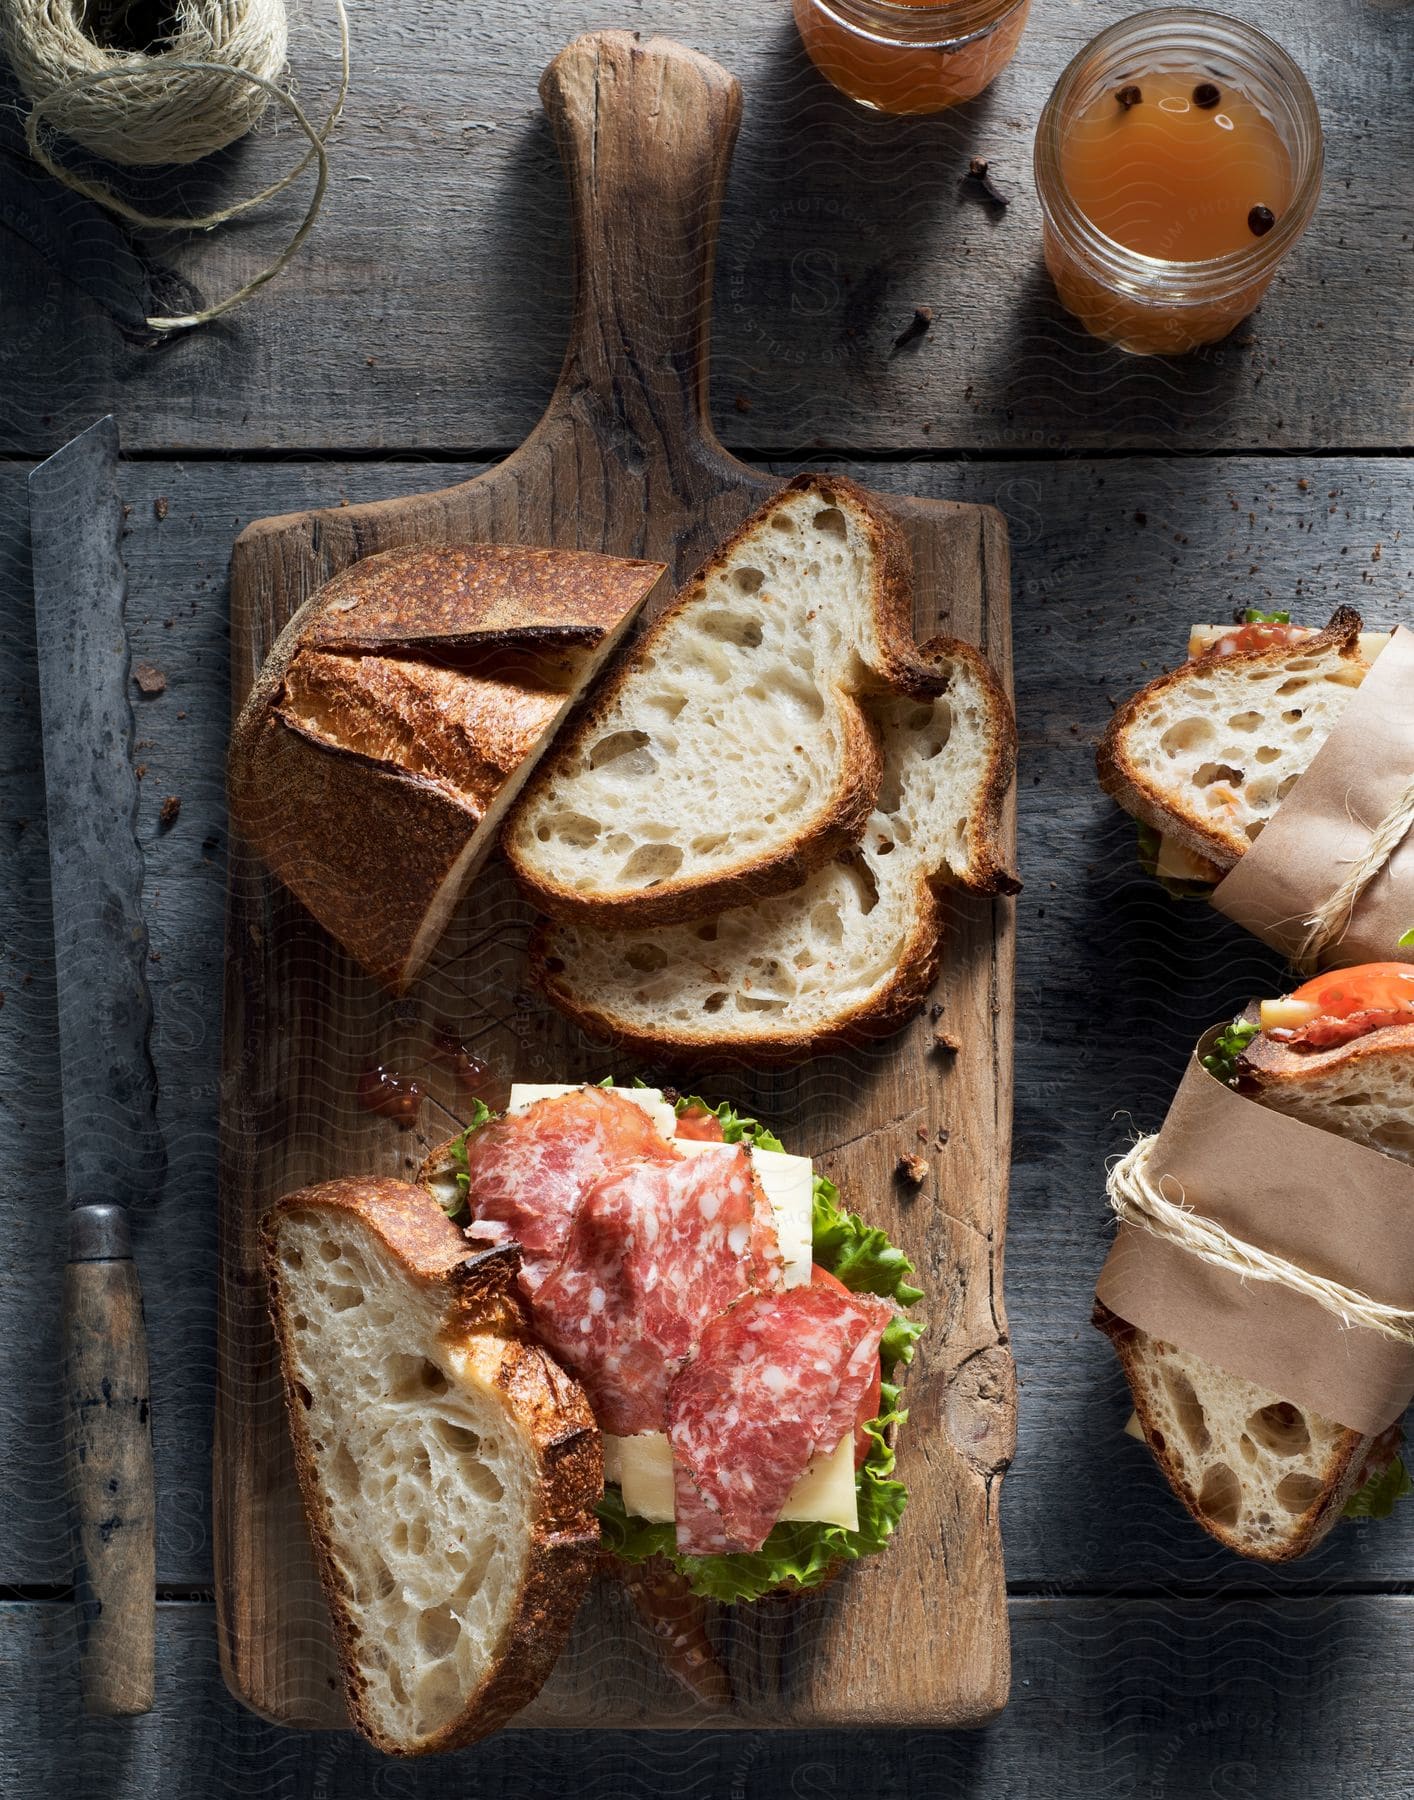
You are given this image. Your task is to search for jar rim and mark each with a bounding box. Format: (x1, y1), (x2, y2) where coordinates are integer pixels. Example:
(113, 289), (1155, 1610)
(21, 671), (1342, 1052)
(1034, 7), (1323, 294)
(810, 0), (1025, 46)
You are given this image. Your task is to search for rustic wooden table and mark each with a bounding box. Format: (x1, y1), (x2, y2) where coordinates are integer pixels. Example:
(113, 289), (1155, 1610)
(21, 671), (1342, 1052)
(2, 0), (1411, 1792)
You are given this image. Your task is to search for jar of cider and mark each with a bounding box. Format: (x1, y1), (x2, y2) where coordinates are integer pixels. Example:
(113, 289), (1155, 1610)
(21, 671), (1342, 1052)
(1034, 9), (1323, 355)
(794, 0), (1032, 115)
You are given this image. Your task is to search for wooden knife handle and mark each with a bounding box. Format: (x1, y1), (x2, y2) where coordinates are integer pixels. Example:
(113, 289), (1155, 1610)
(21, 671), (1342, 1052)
(64, 1203), (155, 1716)
(539, 30), (743, 440)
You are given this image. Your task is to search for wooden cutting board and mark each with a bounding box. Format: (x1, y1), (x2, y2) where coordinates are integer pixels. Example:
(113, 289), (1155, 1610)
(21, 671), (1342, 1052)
(215, 29), (1016, 1732)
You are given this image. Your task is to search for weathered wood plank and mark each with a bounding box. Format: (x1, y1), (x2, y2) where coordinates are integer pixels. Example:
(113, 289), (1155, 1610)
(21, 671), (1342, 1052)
(2, 0), (1409, 457)
(3, 1596), (1413, 1792)
(0, 454), (1409, 1608)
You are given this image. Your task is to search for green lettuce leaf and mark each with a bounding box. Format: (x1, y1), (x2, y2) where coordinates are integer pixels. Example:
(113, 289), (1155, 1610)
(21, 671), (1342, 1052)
(672, 1094), (786, 1155)
(1344, 1456), (1414, 1519)
(1398, 927), (1414, 949)
(810, 1174), (924, 1309)
(1242, 608), (1292, 625)
(439, 1098), (494, 1219)
(1200, 1016), (1260, 1088)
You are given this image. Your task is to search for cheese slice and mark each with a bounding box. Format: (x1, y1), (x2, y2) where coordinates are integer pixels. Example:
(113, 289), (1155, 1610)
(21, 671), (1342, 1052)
(674, 1138), (813, 1289)
(1154, 834), (1223, 887)
(506, 1082), (677, 1140)
(605, 1430), (859, 1534)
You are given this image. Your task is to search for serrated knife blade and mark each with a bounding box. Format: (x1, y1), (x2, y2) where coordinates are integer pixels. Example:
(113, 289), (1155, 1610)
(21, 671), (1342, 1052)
(30, 415), (158, 1716)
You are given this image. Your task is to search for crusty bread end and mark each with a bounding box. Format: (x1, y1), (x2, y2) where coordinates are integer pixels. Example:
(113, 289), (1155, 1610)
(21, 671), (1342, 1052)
(263, 1178), (602, 1754)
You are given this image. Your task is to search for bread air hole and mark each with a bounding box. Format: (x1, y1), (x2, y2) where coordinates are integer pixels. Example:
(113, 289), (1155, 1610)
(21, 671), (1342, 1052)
(1246, 1402), (1310, 1457)
(1160, 717), (1216, 757)
(699, 611), (764, 649)
(1196, 1462), (1243, 1528)
(1276, 1472), (1326, 1514)
(1255, 745), (1282, 764)
(732, 566), (766, 594)
(1281, 708), (1304, 724)
(1193, 762), (1244, 790)
(417, 1603), (461, 1661)
(1372, 1120), (1414, 1160)
(588, 730), (656, 776)
(544, 812), (601, 849)
(1239, 1433), (1258, 1465)
(813, 507), (848, 540)
(624, 941), (670, 974)
(702, 991), (728, 1014)
(618, 843), (684, 886)
(1227, 711), (1263, 731)
(1160, 1366), (1211, 1454)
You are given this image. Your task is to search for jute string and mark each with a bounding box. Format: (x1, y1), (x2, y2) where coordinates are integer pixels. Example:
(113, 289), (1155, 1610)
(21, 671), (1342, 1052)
(1294, 778), (1414, 971)
(1107, 1135), (1414, 1347)
(4, 0), (349, 330)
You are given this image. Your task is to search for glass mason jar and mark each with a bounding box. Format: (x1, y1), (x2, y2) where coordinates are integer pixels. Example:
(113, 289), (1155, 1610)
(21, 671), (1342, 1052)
(1034, 9), (1322, 355)
(793, 0), (1032, 115)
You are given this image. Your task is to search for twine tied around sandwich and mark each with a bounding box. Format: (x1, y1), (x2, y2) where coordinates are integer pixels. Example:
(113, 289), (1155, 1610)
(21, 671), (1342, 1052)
(1293, 776), (1414, 973)
(3, 0), (349, 331)
(1107, 1135), (1414, 1347)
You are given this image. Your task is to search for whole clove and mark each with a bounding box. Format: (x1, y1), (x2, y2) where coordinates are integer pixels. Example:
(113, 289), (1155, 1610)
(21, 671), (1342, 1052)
(1116, 83), (1143, 109)
(892, 305), (933, 351)
(964, 155), (1010, 208)
(1192, 81), (1221, 109)
(1248, 204), (1276, 237)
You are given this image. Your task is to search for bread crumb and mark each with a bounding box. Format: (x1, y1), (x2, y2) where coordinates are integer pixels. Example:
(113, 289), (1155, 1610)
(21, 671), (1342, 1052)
(159, 795), (181, 830)
(133, 661), (166, 696)
(897, 1152), (928, 1185)
(153, 495), (169, 520)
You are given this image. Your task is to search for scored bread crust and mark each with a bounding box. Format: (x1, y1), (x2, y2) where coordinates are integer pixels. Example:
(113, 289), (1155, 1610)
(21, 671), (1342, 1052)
(1097, 606), (1366, 871)
(502, 474), (927, 928)
(1094, 1302), (1374, 1562)
(263, 1178), (603, 1755)
(527, 635), (1018, 1065)
(229, 544), (663, 992)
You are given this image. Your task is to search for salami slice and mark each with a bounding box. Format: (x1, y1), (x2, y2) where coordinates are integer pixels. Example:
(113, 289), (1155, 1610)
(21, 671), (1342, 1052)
(530, 1147), (784, 1435)
(667, 1283), (893, 1555)
(459, 1087), (676, 1295)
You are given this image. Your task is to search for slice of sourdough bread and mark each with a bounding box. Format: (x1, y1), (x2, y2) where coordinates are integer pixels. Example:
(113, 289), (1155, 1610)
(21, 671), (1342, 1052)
(530, 638), (1018, 1061)
(503, 475), (930, 927)
(1097, 606), (1369, 871)
(263, 1179), (602, 1754)
(1102, 1029), (1413, 1561)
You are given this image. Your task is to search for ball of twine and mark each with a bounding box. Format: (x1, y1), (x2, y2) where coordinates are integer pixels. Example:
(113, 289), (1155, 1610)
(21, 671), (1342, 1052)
(4, 0), (291, 166)
(4, 0), (349, 330)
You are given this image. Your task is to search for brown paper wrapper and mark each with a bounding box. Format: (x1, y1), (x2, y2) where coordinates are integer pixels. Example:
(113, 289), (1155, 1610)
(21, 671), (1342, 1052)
(1212, 625), (1414, 966)
(1095, 1032), (1414, 1436)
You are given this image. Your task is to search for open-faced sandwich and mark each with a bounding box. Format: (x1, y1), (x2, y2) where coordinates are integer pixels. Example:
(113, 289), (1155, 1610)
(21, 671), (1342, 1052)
(1098, 960), (1414, 1562)
(1099, 606), (1384, 893)
(264, 1081), (924, 1751)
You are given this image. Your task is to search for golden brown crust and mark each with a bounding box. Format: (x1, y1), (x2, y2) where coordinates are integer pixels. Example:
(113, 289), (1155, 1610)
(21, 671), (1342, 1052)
(1093, 1301), (1370, 1563)
(304, 542), (668, 651)
(228, 543), (664, 991)
(262, 1178), (603, 1754)
(914, 633), (1021, 901)
(502, 474), (920, 927)
(1096, 606), (1366, 869)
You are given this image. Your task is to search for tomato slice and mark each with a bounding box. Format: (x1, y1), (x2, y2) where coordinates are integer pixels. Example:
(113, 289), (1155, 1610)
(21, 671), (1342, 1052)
(674, 1105), (725, 1142)
(1207, 621), (1315, 657)
(810, 1263), (883, 1467)
(1270, 961), (1414, 1049)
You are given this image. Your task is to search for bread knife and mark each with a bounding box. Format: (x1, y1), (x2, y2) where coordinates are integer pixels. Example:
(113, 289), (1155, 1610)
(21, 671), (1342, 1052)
(29, 416), (163, 1715)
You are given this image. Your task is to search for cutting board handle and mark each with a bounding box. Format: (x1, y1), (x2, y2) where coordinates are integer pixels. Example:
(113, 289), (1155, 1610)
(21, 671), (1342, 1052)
(539, 31), (742, 452)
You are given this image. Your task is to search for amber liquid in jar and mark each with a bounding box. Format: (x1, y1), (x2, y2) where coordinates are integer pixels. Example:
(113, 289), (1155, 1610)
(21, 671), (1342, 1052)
(793, 0), (1031, 116)
(1061, 75), (1293, 263)
(1034, 10), (1322, 356)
